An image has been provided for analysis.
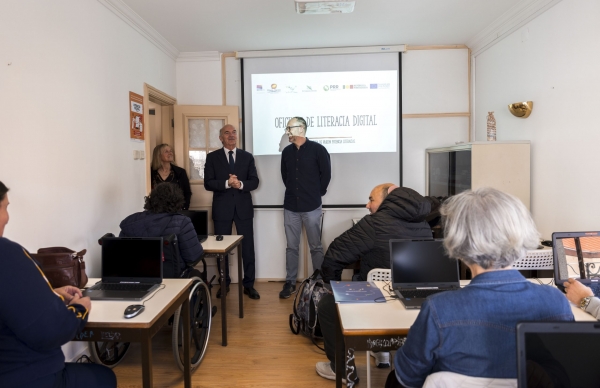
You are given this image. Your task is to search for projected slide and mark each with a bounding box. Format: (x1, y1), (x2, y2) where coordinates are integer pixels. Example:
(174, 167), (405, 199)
(251, 70), (398, 156)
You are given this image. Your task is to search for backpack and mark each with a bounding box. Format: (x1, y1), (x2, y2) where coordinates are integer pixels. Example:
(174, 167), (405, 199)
(289, 270), (329, 350)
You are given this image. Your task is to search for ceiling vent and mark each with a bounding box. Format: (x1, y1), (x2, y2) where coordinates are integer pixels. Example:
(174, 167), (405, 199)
(295, 1), (355, 14)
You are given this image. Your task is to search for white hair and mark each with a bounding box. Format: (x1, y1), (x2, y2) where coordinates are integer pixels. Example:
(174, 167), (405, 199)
(441, 187), (539, 269)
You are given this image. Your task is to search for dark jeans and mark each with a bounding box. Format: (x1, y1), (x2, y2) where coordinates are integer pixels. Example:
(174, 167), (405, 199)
(385, 370), (407, 388)
(214, 208), (256, 288)
(16, 363), (116, 388)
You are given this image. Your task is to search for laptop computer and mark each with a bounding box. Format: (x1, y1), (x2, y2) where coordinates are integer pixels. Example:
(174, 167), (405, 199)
(83, 236), (163, 301)
(180, 210), (208, 243)
(390, 239), (460, 309)
(517, 321), (600, 387)
(552, 231), (600, 295)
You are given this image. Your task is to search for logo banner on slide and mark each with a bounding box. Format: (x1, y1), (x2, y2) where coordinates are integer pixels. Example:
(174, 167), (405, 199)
(252, 70), (398, 156)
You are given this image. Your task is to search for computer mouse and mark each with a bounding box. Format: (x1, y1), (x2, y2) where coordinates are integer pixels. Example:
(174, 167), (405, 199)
(216, 235), (223, 241)
(124, 304), (145, 319)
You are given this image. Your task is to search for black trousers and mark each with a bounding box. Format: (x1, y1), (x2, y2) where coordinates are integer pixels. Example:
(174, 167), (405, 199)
(17, 363), (116, 388)
(213, 208), (255, 288)
(318, 293), (340, 370)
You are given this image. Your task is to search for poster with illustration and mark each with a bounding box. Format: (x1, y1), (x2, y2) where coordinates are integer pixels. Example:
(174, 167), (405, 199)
(129, 92), (144, 140)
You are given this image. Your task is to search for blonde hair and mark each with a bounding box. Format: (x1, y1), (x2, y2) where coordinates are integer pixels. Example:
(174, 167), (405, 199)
(441, 187), (539, 269)
(151, 144), (176, 170)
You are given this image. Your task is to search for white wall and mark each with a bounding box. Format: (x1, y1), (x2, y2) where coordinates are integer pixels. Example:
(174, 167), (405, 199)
(473, 0), (600, 238)
(0, 0), (176, 359)
(176, 58), (222, 105)
(402, 48), (470, 193)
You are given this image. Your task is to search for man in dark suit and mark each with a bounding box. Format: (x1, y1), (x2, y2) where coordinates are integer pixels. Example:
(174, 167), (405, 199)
(204, 124), (260, 299)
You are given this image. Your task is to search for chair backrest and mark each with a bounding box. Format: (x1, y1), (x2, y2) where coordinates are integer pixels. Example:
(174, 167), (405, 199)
(367, 268), (391, 282)
(512, 248), (553, 270)
(422, 371), (517, 388)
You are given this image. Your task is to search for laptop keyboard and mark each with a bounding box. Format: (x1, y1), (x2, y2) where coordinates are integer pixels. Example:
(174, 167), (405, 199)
(91, 283), (153, 292)
(399, 289), (456, 299)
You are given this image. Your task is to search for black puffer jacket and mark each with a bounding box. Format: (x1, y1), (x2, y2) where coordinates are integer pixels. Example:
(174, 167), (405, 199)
(119, 211), (203, 273)
(321, 187), (434, 283)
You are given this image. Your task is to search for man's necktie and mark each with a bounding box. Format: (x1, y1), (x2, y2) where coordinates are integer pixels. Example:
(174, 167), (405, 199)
(228, 150), (235, 173)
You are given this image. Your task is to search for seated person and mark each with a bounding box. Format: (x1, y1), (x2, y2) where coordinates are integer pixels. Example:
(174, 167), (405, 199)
(386, 187), (574, 388)
(563, 278), (600, 318)
(119, 183), (203, 274)
(316, 185), (436, 381)
(0, 181), (116, 388)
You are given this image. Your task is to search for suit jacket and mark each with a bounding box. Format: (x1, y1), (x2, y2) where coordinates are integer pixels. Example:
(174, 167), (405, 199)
(204, 148), (259, 221)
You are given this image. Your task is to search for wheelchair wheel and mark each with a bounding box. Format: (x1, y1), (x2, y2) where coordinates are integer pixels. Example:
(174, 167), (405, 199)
(89, 341), (131, 368)
(172, 277), (212, 371)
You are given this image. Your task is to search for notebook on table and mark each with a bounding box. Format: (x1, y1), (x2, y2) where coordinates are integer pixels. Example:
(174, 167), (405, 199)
(83, 236), (163, 301)
(517, 321), (600, 387)
(552, 231), (600, 295)
(331, 281), (385, 303)
(180, 210), (208, 243)
(390, 239), (460, 309)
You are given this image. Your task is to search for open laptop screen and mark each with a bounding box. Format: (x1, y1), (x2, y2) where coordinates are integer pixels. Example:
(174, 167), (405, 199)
(517, 322), (600, 387)
(553, 231), (600, 293)
(180, 210), (208, 236)
(390, 239), (459, 287)
(102, 237), (162, 282)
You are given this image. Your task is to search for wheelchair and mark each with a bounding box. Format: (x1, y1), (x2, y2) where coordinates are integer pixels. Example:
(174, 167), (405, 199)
(89, 233), (213, 372)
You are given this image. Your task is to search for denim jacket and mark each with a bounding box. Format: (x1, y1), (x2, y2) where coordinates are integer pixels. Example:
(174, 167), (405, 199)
(394, 270), (574, 388)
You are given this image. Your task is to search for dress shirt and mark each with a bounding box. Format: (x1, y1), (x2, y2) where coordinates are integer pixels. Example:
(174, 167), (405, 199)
(223, 147), (244, 190)
(281, 138), (331, 212)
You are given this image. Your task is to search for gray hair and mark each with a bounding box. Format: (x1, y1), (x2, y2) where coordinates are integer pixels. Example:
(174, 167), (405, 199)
(440, 187), (539, 269)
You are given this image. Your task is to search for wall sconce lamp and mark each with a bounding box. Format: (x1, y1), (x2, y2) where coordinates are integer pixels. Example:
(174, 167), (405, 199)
(508, 101), (533, 118)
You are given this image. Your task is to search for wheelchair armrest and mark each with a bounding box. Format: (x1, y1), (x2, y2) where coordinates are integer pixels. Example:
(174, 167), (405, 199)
(187, 252), (205, 268)
(97, 233), (115, 245)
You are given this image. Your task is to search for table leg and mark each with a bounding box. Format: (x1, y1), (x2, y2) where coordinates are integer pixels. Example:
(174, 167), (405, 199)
(335, 310), (344, 388)
(346, 349), (357, 388)
(141, 335), (153, 388)
(182, 293), (191, 388)
(238, 242), (244, 318)
(219, 254), (227, 346)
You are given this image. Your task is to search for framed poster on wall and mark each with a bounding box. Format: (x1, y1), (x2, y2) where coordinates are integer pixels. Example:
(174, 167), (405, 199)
(129, 91), (144, 141)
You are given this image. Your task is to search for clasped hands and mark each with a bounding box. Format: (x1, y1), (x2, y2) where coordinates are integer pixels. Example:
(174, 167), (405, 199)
(55, 285), (92, 312)
(228, 174), (242, 189)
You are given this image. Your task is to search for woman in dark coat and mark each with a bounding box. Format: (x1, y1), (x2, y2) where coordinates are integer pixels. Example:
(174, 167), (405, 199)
(150, 143), (192, 210)
(0, 181), (116, 388)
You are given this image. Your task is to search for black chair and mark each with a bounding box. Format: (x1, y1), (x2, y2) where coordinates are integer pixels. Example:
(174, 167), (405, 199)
(89, 233), (213, 372)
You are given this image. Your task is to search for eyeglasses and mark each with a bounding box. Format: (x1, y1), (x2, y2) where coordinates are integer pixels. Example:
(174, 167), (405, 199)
(286, 125), (303, 131)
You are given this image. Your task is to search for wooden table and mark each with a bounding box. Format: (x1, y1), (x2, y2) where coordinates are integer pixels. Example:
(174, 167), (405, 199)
(201, 235), (244, 346)
(75, 278), (193, 388)
(334, 279), (597, 388)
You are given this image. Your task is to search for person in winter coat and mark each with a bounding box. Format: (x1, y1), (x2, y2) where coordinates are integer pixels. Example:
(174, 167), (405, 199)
(119, 183), (203, 274)
(316, 185), (436, 382)
(321, 184), (436, 283)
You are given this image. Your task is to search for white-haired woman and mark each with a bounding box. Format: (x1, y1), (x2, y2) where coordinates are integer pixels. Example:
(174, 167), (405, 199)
(386, 187), (574, 388)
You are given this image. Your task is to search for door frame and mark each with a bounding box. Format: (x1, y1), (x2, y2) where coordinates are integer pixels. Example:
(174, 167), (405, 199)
(143, 83), (177, 194)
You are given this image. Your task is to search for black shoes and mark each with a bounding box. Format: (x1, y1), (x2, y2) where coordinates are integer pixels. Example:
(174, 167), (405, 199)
(216, 286), (230, 299)
(244, 287), (260, 299)
(279, 281), (296, 299)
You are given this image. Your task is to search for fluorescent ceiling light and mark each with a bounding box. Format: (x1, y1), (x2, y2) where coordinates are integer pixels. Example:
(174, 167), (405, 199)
(295, 1), (356, 14)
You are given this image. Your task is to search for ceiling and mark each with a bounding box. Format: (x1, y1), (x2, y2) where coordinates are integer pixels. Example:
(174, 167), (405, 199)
(120, 0), (522, 53)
